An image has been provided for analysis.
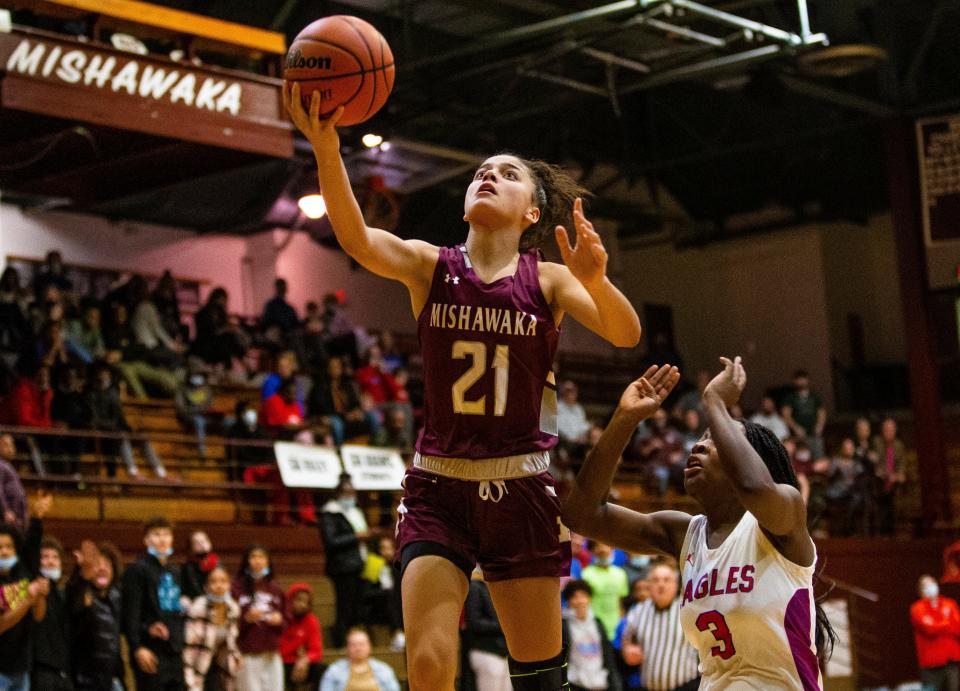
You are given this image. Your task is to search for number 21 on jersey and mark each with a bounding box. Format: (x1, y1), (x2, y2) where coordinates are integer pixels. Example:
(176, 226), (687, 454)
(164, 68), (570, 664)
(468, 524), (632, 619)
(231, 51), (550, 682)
(451, 340), (509, 416)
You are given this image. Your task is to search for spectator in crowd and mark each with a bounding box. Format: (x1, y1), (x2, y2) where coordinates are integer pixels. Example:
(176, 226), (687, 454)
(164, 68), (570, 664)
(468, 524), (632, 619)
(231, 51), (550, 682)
(51, 365), (89, 476)
(152, 271), (185, 343)
(34, 319), (69, 374)
(262, 278), (299, 336)
(558, 380), (592, 451)
(261, 350), (305, 408)
(361, 535), (404, 650)
(582, 541), (629, 641)
(33, 250), (73, 301)
(9, 363), (56, 476)
(29, 284), (66, 341)
(103, 302), (180, 398)
(621, 562), (699, 691)
(749, 395), (790, 441)
(853, 417), (878, 469)
(320, 293), (358, 365)
(226, 401), (273, 501)
(122, 516), (187, 691)
(86, 360), (168, 480)
(562, 579), (622, 691)
(910, 574), (960, 690)
(66, 540), (125, 691)
(0, 499), (49, 691)
(309, 356), (384, 446)
(874, 416), (907, 535)
(634, 408), (684, 496)
(679, 408), (703, 456)
(181, 530), (220, 601)
(279, 582), (324, 691)
(320, 476), (367, 647)
(672, 370), (709, 418)
(621, 552), (651, 587)
(129, 275), (186, 368)
(175, 370), (214, 457)
(66, 301), (106, 364)
(355, 345), (412, 443)
(320, 627), (400, 691)
(299, 303), (329, 375)
(822, 438), (870, 537)
(464, 569), (510, 691)
(193, 287), (247, 375)
(32, 535), (71, 690)
(0, 434), (27, 528)
(183, 566), (241, 691)
(780, 369), (827, 459)
(262, 377), (309, 436)
(787, 437), (815, 505)
(377, 331), (406, 373)
(0, 267), (31, 360)
(232, 544), (286, 691)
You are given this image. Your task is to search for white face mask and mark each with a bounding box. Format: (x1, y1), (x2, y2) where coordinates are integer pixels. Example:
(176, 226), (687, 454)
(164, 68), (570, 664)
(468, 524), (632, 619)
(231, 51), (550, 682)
(923, 582), (940, 600)
(242, 410), (258, 428)
(41, 567), (62, 581)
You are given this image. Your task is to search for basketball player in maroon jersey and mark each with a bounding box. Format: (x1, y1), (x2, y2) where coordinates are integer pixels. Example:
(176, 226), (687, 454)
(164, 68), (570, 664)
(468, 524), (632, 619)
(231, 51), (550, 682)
(286, 85), (640, 690)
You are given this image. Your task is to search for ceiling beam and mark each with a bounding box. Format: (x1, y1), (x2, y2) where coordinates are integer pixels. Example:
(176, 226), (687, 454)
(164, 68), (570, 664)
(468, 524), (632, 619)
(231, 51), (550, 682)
(779, 75), (899, 119)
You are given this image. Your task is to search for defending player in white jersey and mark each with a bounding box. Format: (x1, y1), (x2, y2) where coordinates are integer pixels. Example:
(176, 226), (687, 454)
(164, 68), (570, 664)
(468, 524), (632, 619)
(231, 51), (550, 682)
(564, 359), (835, 689)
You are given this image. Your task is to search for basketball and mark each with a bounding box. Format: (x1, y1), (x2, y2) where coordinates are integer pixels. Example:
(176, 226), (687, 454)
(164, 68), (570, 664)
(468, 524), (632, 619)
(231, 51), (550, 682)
(284, 15), (395, 127)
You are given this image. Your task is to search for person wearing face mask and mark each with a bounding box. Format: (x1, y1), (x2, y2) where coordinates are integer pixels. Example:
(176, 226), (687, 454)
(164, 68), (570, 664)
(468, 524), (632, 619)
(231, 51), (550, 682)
(121, 516), (187, 690)
(32, 535), (73, 690)
(66, 540), (125, 691)
(183, 566), (241, 691)
(231, 545), (286, 691)
(581, 541), (629, 640)
(911, 574), (960, 690)
(561, 580), (622, 691)
(320, 475), (369, 647)
(181, 531), (220, 600)
(0, 494), (50, 691)
(176, 371), (214, 457)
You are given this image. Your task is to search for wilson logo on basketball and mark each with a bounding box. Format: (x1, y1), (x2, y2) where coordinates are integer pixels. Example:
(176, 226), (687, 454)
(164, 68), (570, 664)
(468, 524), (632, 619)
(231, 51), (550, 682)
(285, 49), (332, 71)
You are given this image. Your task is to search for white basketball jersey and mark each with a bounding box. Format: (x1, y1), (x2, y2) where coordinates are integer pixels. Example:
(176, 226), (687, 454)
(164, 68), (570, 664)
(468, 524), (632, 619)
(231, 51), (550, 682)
(677, 512), (822, 690)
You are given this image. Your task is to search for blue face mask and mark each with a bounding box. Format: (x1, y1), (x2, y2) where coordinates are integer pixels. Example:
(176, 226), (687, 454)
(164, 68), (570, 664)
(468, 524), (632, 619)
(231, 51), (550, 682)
(0, 555), (18, 571)
(630, 555), (651, 569)
(148, 547), (174, 559)
(248, 566), (271, 580)
(41, 567), (62, 581)
(207, 593), (227, 604)
(339, 498), (357, 510)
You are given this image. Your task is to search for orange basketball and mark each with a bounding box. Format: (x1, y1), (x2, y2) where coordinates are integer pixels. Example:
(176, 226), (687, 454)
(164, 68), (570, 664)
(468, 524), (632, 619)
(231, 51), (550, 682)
(284, 15), (395, 127)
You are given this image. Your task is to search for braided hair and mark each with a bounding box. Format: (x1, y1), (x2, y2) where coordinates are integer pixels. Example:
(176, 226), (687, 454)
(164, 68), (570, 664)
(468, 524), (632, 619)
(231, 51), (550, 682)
(739, 419), (837, 664)
(496, 152), (591, 251)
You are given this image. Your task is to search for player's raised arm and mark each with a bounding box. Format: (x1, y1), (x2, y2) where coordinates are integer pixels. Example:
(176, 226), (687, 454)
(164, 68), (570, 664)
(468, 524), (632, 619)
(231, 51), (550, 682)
(701, 357), (809, 542)
(546, 198), (641, 348)
(563, 365), (691, 556)
(284, 83), (437, 287)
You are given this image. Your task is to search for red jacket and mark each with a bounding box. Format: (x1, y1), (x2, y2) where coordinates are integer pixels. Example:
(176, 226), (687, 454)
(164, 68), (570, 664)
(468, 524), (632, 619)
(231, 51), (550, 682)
(911, 596), (960, 668)
(279, 583), (323, 664)
(10, 378), (53, 428)
(262, 395), (304, 428)
(355, 365), (408, 404)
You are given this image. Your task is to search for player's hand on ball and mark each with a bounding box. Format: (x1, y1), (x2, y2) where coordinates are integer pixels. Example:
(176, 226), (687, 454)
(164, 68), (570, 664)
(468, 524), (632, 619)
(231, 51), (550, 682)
(703, 356), (747, 408)
(283, 81), (344, 153)
(619, 364), (680, 420)
(556, 198), (608, 289)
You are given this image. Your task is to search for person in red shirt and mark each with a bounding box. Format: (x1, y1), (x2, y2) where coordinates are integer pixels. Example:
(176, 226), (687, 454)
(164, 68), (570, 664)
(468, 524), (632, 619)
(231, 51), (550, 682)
(911, 574), (960, 689)
(10, 365), (54, 428)
(355, 345), (413, 448)
(249, 378), (317, 526)
(280, 582), (324, 690)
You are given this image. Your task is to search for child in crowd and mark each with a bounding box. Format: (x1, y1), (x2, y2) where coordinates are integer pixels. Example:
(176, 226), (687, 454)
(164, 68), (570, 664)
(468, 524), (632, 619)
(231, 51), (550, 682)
(181, 530), (220, 600)
(280, 582), (325, 690)
(67, 540), (125, 691)
(232, 544), (286, 691)
(32, 535), (71, 690)
(183, 566), (242, 691)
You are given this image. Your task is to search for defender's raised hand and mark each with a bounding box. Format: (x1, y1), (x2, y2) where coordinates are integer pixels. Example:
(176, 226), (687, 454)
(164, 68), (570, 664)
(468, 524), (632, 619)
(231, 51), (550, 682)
(703, 356), (747, 408)
(618, 364), (681, 420)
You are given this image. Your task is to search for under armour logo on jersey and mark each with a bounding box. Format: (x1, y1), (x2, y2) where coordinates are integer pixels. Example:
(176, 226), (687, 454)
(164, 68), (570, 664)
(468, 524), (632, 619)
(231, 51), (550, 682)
(445, 273), (460, 285)
(686, 553), (695, 564)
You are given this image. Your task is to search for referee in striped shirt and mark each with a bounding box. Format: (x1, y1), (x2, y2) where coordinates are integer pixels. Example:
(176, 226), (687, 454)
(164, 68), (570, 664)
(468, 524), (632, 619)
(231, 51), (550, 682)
(621, 561), (700, 691)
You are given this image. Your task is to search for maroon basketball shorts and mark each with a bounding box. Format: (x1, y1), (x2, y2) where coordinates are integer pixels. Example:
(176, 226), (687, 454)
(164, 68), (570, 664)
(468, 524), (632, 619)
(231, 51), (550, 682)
(395, 452), (572, 582)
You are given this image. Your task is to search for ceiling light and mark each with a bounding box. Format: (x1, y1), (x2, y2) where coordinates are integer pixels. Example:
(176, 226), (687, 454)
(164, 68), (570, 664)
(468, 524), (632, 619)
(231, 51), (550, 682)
(362, 133), (384, 148)
(298, 194), (327, 219)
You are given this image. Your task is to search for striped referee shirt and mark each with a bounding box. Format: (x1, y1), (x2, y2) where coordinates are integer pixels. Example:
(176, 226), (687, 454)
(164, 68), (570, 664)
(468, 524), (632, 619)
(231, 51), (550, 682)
(622, 598), (699, 691)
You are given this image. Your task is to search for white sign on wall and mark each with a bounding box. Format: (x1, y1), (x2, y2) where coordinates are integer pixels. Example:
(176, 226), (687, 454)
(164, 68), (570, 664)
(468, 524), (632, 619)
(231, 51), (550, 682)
(273, 442), (342, 488)
(340, 444), (406, 490)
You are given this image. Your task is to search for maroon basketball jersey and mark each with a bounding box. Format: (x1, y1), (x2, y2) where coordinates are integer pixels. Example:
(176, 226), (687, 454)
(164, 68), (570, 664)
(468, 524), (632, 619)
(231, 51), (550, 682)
(416, 245), (559, 459)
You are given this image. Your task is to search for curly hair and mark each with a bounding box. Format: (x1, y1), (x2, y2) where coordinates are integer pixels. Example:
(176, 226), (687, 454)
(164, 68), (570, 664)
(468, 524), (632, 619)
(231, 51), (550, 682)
(495, 152), (591, 250)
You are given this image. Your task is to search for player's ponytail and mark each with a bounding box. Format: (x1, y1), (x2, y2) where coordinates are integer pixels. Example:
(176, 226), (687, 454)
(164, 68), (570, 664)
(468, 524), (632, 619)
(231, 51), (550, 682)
(498, 153), (591, 250)
(741, 419), (838, 663)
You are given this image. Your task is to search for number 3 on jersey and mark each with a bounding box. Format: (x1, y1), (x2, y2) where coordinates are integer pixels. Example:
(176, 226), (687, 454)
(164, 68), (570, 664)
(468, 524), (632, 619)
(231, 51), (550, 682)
(696, 610), (736, 660)
(451, 340), (509, 416)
